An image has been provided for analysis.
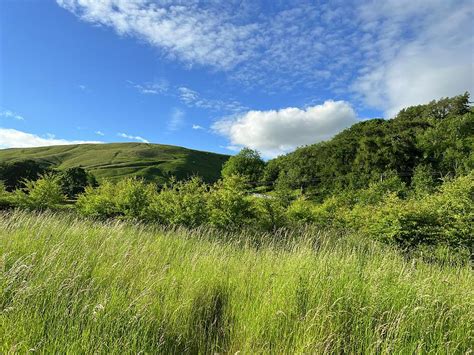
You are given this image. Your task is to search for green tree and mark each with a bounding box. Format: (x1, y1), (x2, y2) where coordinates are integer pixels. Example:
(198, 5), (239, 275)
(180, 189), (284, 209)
(0, 160), (50, 191)
(221, 148), (265, 186)
(60, 167), (97, 199)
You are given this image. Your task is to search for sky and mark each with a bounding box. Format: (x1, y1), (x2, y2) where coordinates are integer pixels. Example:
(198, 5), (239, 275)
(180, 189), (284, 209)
(0, 0), (473, 158)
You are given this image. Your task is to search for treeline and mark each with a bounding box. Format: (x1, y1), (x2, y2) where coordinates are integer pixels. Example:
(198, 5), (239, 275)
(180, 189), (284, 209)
(262, 93), (473, 199)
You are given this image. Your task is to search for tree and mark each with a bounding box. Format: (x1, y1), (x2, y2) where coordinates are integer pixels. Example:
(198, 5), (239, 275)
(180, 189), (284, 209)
(221, 148), (265, 186)
(60, 167), (97, 199)
(0, 160), (50, 191)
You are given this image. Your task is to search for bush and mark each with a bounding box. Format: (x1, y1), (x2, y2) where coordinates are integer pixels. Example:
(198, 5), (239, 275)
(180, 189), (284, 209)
(76, 181), (120, 218)
(76, 178), (155, 219)
(349, 173), (473, 249)
(0, 181), (13, 209)
(14, 173), (66, 210)
(149, 177), (209, 227)
(207, 175), (254, 229)
(253, 196), (287, 231)
(431, 173), (473, 249)
(286, 197), (316, 224)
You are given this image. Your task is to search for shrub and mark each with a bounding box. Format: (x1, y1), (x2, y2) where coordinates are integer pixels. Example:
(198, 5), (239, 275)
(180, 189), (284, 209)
(431, 173), (473, 249)
(207, 175), (254, 229)
(253, 196), (287, 231)
(14, 173), (66, 210)
(76, 181), (120, 218)
(0, 181), (13, 209)
(149, 177), (209, 227)
(286, 197), (316, 224)
(114, 178), (155, 219)
(76, 178), (155, 219)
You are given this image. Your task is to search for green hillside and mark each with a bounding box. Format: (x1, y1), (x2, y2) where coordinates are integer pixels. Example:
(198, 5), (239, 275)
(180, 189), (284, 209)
(0, 143), (229, 183)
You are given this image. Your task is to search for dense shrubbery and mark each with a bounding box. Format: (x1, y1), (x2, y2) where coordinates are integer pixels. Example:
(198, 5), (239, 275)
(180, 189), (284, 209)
(70, 171), (473, 253)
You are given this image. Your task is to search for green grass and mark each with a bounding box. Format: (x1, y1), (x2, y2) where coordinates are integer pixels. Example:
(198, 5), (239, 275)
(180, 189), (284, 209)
(1, 211), (473, 353)
(0, 143), (229, 183)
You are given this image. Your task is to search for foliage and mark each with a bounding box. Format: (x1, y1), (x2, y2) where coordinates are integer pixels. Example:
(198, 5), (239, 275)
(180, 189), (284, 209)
(14, 173), (66, 210)
(0, 159), (51, 191)
(149, 176), (209, 227)
(60, 167), (98, 199)
(221, 148), (265, 186)
(267, 94), (472, 199)
(76, 181), (120, 218)
(207, 175), (255, 229)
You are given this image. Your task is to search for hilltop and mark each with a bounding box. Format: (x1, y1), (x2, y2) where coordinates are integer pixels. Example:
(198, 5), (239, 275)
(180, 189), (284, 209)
(0, 143), (229, 183)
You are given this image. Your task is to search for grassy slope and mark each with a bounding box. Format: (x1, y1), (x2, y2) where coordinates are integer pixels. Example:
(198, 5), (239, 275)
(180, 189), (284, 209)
(0, 143), (229, 183)
(1, 211), (472, 353)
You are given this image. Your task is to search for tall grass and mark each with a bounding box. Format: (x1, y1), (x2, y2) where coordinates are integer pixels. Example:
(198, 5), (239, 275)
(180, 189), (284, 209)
(1, 211), (473, 353)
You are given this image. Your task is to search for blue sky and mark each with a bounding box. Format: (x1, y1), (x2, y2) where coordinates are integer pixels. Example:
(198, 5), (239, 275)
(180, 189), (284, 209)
(1, 0), (473, 157)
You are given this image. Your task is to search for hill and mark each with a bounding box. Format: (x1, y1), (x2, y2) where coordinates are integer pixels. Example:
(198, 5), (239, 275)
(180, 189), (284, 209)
(0, 142), (229, 183)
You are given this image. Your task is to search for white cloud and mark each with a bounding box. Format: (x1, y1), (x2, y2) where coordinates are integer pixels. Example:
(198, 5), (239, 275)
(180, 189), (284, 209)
(57, 0), (256, 70)
(0, 128), (101, 148)
(178, 87), (247, 113)
(192, 124), (204, 130)
(95, 130), (105, 136)
(117, 132), (149, 143)
(0, 110), (25, 121)
(128, 79), (168, 95)
(213, 100), (357, 158)
(168, 108), (185, 131)
(58, 0), (473, 112)
(353, 0), (474, 116)
(78, 84), (87, 91)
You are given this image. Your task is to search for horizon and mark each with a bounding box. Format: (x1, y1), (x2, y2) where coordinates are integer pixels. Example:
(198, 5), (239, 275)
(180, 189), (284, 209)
(1, 0), (473, 158)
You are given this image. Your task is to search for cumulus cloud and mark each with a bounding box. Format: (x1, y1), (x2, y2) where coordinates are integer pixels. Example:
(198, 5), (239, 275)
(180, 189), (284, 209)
(213, 100), (357, 158)
(0, 110), (25, 121)
(95, 130), (105, 136)
(117, 132), (149, 143)
(0, 128), (101, 148)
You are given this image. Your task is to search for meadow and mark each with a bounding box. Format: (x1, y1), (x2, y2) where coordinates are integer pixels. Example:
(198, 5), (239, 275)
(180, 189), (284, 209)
(1, 211), (473, 353)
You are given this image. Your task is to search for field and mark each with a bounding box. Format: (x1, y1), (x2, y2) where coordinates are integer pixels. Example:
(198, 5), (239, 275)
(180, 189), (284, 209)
(1, 211), (472, 353)
(0, 143), (229, 184)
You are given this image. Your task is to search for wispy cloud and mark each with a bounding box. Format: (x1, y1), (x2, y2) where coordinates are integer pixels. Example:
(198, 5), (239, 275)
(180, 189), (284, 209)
(213, 100), (357, 158)
(78, 84), (87, 91)
(128, 79), (169, 95)
(58, 0), (473, 114)
(168, 108), (185, 132)
(0, 110), (25, 121)
(178, 87), (247, 113)
(192, 124), (204, 130)
(117, 132), (149, 143)
(0, 127), (101, 148)
(95, 130), (105, 136)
